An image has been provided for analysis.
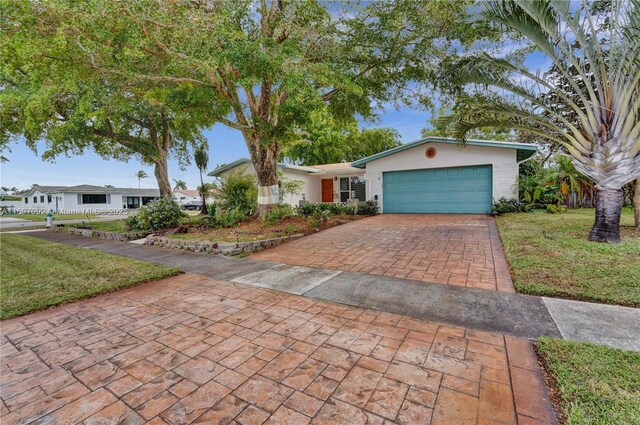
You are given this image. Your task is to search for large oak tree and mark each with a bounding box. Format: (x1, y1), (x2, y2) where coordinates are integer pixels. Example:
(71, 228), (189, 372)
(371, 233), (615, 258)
(2, 0), (490, 215)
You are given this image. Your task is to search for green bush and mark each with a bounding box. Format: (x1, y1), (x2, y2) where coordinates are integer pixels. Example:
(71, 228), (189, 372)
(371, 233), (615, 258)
(296, 202), (356, 217)
(492, 197), (528, 214)
(356, 200), (379, 216)
(264, 204), (296, 225)
(218, 172), (258, 216)
(127, 197), (184, 231)
(206, 202), (217, 217)
(546, 204), (567, 214)
(203, 207), (246, 229)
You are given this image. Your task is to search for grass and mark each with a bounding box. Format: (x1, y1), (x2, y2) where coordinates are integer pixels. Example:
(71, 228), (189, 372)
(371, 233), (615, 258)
(0, 234), (180, 319)
(496, 208), (639, 306)
(537, 338), (640, 425)
(1, 213), (97, 222)
(68, 219), (129, 233)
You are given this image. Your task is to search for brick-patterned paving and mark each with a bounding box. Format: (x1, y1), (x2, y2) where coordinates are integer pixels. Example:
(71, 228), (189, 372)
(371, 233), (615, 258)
(252, 214), (514, 292)
(0, 274), (554, 424)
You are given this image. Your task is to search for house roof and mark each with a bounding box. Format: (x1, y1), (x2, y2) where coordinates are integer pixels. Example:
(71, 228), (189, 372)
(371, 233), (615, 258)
(351, 137), (538, 168)
(310, 162), (353, 170)
(208, 158), (319, 177)
(26, 184), (160, 197)
(173, 189), (199, 197)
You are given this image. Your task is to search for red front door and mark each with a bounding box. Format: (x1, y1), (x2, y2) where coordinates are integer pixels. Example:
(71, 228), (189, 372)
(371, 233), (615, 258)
(321, 179), (333, 202)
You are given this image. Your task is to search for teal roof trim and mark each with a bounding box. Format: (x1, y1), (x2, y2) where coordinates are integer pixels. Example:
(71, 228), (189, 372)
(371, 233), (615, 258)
(351, 137), (538, 168)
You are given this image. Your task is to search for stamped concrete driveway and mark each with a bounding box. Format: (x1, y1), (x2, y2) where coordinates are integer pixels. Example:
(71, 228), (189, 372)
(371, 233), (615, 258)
(1, 274), (555, 424)
(252, 214), (514, 292)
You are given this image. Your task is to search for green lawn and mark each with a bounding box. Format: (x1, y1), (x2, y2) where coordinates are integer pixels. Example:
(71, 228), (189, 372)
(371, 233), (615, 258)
(2, 213), (97, 222)
(496, 208), (639, 306)
(69, 219), (129, 233)
(537, 338), (640, 425)
(0, 234), (180, 319)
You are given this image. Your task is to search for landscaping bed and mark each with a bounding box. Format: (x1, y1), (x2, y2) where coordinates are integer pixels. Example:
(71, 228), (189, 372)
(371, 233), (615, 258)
(496, 208), (639, 306)
(0, 234), (179, 319)
(150, 215), (362, 255)
(537, 337), (640, 425)
(50, 224), (150, 242)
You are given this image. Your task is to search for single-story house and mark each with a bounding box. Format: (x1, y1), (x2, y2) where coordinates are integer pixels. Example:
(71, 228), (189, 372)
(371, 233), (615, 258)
(209, 137), (538, 214)
(172, 189), (216, 206)
(15, 185), (161, 213)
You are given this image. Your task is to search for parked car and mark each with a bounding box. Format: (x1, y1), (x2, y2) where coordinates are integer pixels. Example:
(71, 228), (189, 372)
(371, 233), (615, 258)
(182, 201), (203, 211)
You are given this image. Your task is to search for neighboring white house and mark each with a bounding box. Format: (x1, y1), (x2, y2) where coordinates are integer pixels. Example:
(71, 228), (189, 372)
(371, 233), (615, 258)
(209, 137), (537, 214)
(172, 189), (216, 206)
(12, 185), (161, 213)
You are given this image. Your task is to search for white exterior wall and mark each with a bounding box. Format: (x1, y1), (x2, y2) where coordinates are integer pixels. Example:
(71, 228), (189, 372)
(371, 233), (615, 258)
(61, 193), (125, 212)
(363, 142), (518, 213)
(281, 169), (321, 205)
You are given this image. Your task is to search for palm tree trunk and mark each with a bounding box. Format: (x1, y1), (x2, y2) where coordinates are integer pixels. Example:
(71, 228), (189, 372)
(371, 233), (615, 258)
(199, 170), (207, 215)
(153, 159), (172, 197)
(634, 178), (640, 230)
(588, 187), (623, 243)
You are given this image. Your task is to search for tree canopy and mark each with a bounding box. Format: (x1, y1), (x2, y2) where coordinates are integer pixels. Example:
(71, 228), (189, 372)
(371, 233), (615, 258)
(0, 0), (494, 214)
(283, 111), (402, 165)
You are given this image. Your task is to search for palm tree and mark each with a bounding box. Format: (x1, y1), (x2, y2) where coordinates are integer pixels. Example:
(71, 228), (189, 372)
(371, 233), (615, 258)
(438, 0), (640, 243)
(173, 179), (187, 191)
(136, 170), (148, 189)
(194, 144), (209, 215)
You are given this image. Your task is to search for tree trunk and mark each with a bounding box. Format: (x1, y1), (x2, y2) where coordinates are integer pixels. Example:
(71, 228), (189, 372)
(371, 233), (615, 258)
(246, 135), (280, 217)
(588, 187), (623, 243)
(634, 178), (640, 230)
(153, 157), (172, 197)
(199, 170), (208, 215)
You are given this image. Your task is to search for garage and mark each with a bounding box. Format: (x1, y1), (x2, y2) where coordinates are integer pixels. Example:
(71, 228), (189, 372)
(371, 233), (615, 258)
(382, 165), (492, 213)
(350, 137), (538, 213)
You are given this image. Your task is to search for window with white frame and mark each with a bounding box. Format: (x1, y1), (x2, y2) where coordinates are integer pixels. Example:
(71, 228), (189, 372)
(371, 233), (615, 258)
(339, 177), (366, 202)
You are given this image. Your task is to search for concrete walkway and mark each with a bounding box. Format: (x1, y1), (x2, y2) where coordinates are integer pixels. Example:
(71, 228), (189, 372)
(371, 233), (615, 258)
(23, 231), (640, 350)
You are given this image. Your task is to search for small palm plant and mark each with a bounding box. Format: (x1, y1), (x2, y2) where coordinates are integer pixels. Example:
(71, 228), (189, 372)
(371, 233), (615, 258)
(438, 0), (640, 243)
(173, 179), (187, 191)
(135, 170), (148, 189)
(194, 144), (209, 215)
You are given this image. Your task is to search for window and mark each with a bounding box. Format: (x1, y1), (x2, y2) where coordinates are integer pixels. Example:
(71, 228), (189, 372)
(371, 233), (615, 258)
(82, 194), (107, 204)
(126, 197), (140, 209)
(24, 197), (28, 204)
(142, 197), (157, 205)
(339, 177), (366, 202)
(40, 195), (45, 203)
(47, 195), (52, 203)
(33, 196), (37, 203)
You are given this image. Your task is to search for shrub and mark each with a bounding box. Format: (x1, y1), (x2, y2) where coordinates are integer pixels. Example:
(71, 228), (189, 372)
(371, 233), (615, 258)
(356, 200), (379, 216)
(203, 207), (247, 229)
(218, 172), (258, 216)
(264, 204), (295, 225)
(282, 223), (300, 234)
(546, 204), (568, 214)
(296, 202), (356, 217)
(492, 198), (528, 214)
(128, 197), (184, 231)
(206, 202), (217, 217)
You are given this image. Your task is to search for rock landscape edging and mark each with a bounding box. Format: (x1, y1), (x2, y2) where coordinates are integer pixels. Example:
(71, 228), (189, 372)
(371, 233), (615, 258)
(49, 226), (150, 242)
(145, 233), (304, 256)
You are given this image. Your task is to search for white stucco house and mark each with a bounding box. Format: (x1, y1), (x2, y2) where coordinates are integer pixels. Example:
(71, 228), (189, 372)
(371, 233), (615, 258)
(172, 189), (217, 206)
(209, 137), (537, 214)
(16, 185), (160, 213)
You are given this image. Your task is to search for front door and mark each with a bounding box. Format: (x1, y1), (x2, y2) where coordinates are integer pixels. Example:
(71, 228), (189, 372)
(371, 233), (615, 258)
(321, 179), (333, 202)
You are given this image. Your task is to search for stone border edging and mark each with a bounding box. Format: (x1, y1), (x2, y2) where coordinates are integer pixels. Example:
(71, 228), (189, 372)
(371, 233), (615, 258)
(144, 233), (305, 255)
(49, 225), (150, 242)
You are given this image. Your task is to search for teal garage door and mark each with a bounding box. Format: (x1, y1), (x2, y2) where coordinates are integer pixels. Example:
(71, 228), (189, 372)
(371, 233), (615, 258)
(382, 165), (492, 213)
